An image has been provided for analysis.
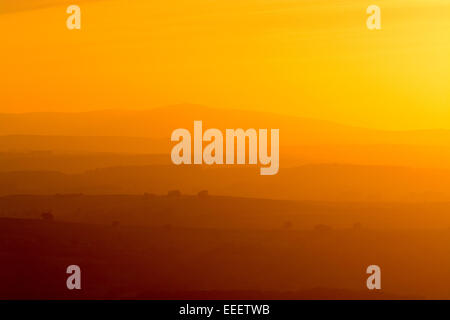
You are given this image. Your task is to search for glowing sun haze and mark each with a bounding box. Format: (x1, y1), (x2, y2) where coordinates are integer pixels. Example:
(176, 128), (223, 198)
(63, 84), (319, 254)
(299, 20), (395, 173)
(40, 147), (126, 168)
(1, 0), (449, 130)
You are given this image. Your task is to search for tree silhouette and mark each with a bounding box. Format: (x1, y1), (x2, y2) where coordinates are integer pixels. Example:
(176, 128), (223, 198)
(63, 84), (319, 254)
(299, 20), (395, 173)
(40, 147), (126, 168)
(41, 211), (54, 221)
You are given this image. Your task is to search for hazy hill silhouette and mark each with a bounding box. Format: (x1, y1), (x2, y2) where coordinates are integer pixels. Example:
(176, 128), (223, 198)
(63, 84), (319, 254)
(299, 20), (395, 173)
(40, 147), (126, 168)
(0, 152), (169, 173)
(1, 105), (450, 146)
(0, 164), (449, 202)
(0, 135), (167, 154)
(1, 105), (450, 169)
(2, 137), (450, 170)
(2, 194), (450, 230)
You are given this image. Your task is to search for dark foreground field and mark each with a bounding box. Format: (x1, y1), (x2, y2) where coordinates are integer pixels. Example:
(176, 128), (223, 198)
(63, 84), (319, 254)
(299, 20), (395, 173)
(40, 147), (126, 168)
(1, 210), (450, 299)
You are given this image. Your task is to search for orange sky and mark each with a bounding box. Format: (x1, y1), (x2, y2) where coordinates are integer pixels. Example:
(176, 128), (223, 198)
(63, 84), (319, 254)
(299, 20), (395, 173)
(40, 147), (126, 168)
(1, 0), (449, 130)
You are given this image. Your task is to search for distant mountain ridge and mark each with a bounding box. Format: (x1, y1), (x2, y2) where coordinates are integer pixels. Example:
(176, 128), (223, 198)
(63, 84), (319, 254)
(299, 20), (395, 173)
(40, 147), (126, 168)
(1, 104), (450, 146)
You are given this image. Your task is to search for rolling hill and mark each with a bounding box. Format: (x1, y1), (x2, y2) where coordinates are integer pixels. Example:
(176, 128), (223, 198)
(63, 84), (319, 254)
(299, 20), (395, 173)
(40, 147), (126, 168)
(1, 105), (450, 146)
(1, 105), (450, 170)
(0, 163), (449, 202)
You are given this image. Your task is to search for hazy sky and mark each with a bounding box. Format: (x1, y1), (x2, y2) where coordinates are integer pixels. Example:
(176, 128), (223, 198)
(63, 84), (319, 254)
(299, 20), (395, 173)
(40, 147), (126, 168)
(1, 0), (449, 130)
